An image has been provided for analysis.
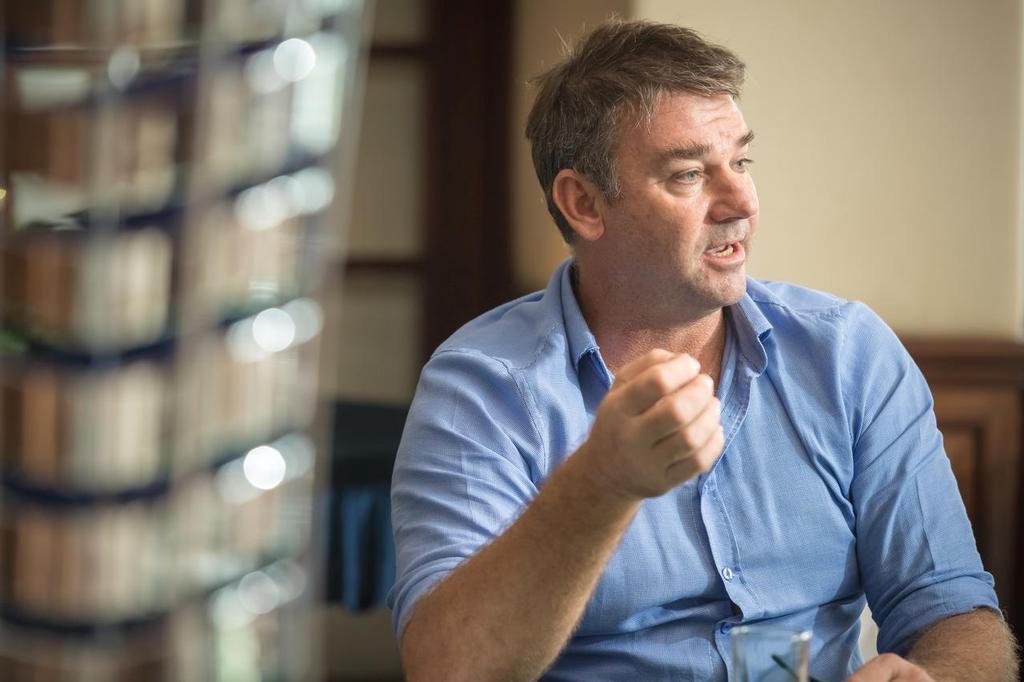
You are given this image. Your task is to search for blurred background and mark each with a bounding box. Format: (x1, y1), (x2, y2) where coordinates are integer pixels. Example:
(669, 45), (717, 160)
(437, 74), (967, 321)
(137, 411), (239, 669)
(1, 0), (1022, 680)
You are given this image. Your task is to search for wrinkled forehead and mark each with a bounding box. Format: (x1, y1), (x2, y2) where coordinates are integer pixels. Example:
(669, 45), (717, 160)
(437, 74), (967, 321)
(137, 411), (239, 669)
(615, 91), (748, 157)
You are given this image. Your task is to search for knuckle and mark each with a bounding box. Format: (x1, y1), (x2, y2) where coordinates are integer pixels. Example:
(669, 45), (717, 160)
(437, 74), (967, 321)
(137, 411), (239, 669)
(697, 401), (717, 427)
(650, 367), (674, 394)
(681, 428), (701, 452)
(683, 375), (710, 401)
(669, 397), (691, 424)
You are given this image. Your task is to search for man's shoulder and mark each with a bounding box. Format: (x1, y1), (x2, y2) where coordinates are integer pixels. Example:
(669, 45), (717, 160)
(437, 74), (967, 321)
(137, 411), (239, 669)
(746, 278), (849, 317)
(431, 288), (566, 372)
(743, 278), (895, 346)
(744, 278), (903, 367)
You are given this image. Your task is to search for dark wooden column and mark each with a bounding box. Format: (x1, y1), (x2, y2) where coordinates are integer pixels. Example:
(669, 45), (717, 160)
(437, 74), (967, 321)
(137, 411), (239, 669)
(423, 0), (514, 358)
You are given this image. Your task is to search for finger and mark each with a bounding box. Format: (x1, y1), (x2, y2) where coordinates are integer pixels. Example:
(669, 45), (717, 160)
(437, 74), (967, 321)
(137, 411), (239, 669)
(659, 403), (722, 465)
(847, 654), (933, 682)
(651, 394), (721, 453)
(615, 354), (701, 415)
(612, 348), (676, 386)
(637, 375), (717, 442)
(847, 655), (895, 682)
(663, 421), (724, 485)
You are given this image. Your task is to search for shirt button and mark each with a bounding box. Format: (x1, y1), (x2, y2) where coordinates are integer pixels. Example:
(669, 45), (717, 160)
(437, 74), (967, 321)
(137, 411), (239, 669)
(721, 567), (734, 581)
(719, 622), (734, 634)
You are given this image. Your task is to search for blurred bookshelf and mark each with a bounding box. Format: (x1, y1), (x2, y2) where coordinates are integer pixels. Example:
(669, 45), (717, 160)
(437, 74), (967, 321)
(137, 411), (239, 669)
(0, 0), (367, 679)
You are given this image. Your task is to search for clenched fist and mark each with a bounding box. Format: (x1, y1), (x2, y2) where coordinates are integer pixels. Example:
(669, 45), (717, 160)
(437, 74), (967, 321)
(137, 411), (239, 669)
(579, 349), (724, 501)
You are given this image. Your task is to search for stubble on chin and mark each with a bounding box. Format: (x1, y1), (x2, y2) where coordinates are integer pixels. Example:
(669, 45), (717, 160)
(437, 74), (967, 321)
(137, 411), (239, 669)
(690, 264), (747, 310)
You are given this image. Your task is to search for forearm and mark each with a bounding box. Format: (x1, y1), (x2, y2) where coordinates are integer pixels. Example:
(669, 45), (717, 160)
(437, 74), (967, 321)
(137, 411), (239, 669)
(907, 609), (1020, 681)
(400, 446), (641, 682)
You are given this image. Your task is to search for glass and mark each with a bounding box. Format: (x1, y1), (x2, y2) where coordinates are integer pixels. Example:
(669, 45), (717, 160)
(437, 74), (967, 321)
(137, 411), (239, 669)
(731, 625), (812, 682)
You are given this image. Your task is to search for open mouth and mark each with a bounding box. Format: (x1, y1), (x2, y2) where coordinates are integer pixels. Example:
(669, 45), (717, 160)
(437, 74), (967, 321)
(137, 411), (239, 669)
(706, 243), (736, 258)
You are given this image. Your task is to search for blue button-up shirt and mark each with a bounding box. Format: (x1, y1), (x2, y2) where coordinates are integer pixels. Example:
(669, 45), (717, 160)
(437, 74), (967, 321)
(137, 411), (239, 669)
(388, 259), (998, 681)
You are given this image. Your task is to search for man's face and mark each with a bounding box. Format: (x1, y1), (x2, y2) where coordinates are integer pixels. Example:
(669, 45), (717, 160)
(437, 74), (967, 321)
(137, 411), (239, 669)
(598, 91), (758, 316)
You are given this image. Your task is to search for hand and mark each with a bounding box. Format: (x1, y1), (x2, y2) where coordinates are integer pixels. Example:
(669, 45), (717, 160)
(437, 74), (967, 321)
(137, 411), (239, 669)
(579, 349), (723, 501)
(847, 653), (936, 681)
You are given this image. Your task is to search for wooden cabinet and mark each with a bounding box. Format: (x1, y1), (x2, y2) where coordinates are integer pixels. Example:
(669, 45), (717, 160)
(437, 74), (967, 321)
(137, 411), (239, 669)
(905, 338), (1024, 636)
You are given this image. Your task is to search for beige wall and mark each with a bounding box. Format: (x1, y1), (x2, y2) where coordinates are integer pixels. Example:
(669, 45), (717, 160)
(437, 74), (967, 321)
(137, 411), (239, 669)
(511, 0), (630, 294)
(513, 0), (1024, 337)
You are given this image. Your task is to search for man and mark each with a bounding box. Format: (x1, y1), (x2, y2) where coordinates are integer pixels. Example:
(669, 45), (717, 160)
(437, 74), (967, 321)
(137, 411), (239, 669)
(387, 20), (1019, 681)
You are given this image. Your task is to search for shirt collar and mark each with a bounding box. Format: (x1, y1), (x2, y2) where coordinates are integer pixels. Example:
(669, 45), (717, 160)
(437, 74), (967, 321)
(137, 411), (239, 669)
(557, 258), (773, 376)
(732, 282), (773, 375)
(558, 258), (601, 372)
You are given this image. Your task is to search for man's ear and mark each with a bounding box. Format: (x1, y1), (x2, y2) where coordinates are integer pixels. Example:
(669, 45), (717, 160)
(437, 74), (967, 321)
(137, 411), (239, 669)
(551, 169), (605, 242)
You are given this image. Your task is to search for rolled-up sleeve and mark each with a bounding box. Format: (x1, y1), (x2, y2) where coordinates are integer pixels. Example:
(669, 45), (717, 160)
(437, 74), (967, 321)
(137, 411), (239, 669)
(844, 303), (999, 655)
(386, 349), (541, 639)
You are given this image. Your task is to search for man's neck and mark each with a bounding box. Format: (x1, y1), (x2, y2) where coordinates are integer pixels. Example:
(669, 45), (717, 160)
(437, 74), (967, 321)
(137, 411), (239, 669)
(572, 263), (729, 386)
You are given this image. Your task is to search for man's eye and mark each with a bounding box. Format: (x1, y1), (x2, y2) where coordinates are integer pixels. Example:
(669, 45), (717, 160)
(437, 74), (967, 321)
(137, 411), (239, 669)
(673, 170), (702, 183)
(735, 158), (754, 171)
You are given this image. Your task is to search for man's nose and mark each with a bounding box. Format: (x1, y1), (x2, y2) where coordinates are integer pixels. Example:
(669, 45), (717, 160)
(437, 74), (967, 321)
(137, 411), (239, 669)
(708, 171), (758, 224)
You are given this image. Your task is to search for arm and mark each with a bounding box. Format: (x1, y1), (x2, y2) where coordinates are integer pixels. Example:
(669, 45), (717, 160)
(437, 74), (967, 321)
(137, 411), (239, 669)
(839, 303), (1012, 680)
(399, 350), (724, 682)
(907, 609), (1019, 681)
(400, 443), (640, 682)
(848, 609), (1019, 681)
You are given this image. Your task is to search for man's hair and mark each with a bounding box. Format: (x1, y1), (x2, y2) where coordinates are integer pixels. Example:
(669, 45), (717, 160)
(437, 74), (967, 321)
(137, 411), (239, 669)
(525, 20), (746, 243)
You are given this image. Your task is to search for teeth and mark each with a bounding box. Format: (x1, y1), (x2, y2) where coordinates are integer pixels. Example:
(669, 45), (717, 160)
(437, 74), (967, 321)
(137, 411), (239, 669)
(709, 244), (734, 257)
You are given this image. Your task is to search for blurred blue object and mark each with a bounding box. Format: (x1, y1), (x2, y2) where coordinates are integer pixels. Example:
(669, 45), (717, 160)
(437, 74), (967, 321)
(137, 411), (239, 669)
(326, 401), (407, 610)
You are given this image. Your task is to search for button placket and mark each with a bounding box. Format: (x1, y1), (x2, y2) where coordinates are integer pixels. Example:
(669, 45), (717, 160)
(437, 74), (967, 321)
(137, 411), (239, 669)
(703, 466), (761, 619)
